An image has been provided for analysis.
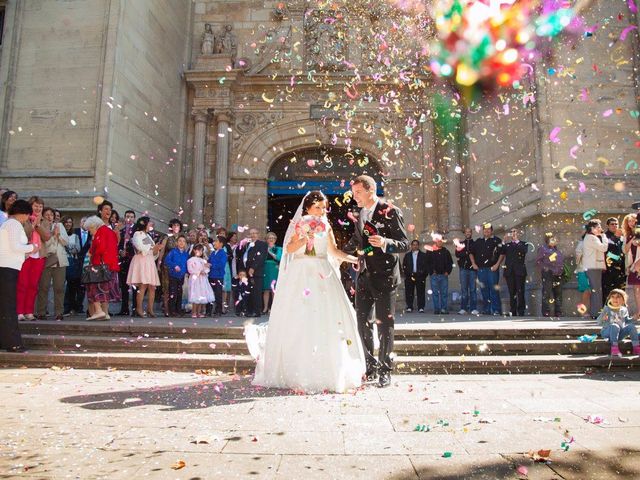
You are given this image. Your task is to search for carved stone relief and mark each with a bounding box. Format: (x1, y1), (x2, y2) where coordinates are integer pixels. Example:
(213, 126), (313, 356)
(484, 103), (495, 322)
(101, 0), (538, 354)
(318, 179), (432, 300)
(232, 111), (285, 151)
(304, 8), (347, 71)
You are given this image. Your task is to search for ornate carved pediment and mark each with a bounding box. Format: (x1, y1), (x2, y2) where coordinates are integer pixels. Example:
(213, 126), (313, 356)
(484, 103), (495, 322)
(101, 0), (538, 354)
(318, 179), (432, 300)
(304, 8), (348, 71)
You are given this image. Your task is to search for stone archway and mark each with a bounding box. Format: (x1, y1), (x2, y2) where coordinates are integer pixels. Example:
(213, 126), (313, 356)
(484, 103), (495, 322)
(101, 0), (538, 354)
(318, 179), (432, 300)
(227, 116), (390, 231)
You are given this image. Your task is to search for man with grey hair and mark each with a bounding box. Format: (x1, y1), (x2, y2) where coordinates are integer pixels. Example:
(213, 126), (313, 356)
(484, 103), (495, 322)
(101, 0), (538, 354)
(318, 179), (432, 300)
(236, 228), (268, 317)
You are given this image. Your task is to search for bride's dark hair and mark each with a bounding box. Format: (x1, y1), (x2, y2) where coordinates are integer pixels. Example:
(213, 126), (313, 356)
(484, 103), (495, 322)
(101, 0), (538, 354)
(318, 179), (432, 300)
(302, 191), (327, 214)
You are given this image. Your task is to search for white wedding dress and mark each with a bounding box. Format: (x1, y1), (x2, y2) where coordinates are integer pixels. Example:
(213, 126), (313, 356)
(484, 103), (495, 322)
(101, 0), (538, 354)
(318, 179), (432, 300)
(245, 216), (365, 393)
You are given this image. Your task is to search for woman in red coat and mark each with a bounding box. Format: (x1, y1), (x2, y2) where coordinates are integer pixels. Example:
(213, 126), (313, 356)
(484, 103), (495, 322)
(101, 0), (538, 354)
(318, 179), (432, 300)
(84, 216), (121, 321)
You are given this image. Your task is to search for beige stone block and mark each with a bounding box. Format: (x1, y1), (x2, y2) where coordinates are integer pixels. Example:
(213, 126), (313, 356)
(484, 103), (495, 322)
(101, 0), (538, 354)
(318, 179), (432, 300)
(411, 454), (517, 479)
(276, 454), (417, 479)
(133, 451), (282, 479)
(222, 431), (345, 455)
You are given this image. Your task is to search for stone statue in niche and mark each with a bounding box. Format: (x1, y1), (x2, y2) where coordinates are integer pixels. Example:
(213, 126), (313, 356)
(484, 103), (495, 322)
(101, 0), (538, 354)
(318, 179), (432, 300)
(304, 9), (346, 71)
(201, 23), (215, 55)
(273, 2), (288, 21)
(216, 24), (237, 59)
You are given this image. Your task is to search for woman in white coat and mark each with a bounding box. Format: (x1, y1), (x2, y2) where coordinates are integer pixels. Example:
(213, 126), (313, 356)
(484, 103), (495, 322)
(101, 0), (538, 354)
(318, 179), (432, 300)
(582, 219), (609, 318)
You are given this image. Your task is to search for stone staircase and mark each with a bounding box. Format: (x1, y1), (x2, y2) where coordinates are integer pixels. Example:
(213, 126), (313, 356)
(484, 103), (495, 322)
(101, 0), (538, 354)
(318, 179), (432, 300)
(0, 317), (638, 374)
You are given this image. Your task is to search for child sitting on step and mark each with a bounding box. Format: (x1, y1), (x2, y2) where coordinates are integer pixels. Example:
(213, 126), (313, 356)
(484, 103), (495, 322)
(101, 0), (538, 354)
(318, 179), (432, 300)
(597, 289), (640, 357)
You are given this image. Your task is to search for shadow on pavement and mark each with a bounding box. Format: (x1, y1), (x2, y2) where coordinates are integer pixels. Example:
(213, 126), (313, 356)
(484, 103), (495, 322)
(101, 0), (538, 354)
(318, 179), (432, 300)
(386, 448), (640, 480)
(59, 376), (300, 411)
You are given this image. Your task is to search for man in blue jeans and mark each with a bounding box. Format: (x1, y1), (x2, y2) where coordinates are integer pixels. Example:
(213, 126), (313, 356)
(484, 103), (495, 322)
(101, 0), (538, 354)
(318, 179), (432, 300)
(427, 234), (454, 314)
(469, 224), (505, 315)
(455, 227), (479, 315)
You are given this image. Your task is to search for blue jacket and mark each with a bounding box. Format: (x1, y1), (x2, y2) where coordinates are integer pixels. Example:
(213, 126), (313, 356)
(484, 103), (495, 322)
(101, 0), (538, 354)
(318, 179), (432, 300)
(164, 248), (189, 279)
(208, 248), (228, 279)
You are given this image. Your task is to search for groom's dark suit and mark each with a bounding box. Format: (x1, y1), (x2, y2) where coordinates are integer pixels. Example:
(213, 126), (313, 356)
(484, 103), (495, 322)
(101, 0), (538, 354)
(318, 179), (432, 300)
(343, 199), (410, 376)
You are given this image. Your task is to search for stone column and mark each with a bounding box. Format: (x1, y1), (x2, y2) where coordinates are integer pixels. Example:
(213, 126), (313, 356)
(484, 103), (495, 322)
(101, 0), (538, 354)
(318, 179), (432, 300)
(192, 110), (209, 223)
(433, 90), (463, 240)
(214, 111), (232, 227)
(446, 141), (463, 239)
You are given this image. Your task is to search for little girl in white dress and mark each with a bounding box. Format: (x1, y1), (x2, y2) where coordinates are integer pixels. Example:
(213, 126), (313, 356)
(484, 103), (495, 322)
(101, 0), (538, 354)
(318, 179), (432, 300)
(187, 244), (214, 318)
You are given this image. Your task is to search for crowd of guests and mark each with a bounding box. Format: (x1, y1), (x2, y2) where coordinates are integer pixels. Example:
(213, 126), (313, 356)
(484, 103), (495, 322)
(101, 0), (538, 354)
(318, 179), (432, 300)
(0, 187), (638, 357)
(402, 215), (640, 322)
(0, 191), (284, 352)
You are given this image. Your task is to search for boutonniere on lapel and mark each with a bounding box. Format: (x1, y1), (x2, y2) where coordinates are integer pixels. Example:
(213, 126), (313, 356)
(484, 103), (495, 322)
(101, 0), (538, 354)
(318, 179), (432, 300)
(378, 202), (396, 220)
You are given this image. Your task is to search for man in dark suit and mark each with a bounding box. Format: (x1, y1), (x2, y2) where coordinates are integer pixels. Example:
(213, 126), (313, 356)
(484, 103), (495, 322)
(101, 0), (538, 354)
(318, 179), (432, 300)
(71, 216), (92, 314)
(402, 240), (428, 313)
(236, 228), (268, 317)
(116, 210), (136, 315)
(343, 175), (410, 388)
(503, 227), (528, 316)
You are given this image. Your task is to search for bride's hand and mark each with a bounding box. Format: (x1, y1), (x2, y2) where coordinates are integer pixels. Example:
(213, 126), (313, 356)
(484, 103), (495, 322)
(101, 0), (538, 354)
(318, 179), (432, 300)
(345, 255), (358, 264)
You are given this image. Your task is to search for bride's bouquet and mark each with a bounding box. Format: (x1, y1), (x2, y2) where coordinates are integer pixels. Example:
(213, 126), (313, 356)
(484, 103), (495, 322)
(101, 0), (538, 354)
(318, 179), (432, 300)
(295, 215), (326, 256)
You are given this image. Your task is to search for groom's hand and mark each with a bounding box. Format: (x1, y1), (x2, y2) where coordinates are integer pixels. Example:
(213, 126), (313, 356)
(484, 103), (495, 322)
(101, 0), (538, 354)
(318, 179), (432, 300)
(368, 235), (385, 248)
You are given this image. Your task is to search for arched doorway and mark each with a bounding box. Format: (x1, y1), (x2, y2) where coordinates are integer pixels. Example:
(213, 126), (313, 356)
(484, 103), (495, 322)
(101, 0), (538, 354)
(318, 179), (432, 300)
(267, 147), (384, 248)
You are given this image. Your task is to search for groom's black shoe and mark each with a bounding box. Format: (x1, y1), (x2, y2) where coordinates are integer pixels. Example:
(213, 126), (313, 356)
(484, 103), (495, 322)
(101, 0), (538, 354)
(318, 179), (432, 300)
(377, 372), (391, 388)
(365, 368), (378, 382)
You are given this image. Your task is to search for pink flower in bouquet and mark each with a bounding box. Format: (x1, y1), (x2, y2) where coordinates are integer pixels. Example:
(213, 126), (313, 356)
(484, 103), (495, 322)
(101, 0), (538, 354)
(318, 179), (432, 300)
(295, 215), (326, 256)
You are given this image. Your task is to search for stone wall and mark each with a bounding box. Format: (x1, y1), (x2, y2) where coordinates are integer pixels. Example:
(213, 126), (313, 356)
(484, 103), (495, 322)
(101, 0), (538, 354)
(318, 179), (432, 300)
(0, 0), (192, 222)
(98, 0), (192, 222)
(0, 0), (111, 209)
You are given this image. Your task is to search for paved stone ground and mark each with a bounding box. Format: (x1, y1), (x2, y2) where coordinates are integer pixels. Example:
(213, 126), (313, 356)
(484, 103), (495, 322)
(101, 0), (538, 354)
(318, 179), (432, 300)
(1, 369), (639, 479)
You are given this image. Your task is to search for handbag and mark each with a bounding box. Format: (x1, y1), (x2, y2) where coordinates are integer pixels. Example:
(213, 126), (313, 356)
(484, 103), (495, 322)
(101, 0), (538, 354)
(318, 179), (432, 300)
(44, 231), (60, 268)
(45, 253), (59, 268)
(81, 263), (112, 285)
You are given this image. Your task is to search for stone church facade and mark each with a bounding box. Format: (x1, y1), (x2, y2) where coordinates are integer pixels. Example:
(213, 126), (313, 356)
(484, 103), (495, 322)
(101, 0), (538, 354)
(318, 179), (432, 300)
(0, 0), (638, 312)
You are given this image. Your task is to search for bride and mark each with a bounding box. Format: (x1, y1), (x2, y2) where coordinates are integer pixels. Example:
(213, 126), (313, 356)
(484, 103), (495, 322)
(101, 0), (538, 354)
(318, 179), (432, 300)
(245, 191), (366, 393)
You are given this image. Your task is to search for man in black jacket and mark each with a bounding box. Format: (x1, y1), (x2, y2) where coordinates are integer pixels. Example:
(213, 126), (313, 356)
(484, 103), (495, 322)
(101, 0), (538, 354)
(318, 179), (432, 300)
(469, 224), (505, 315)
(402, 240), (428, 312)
(426, 235), (454, 314)
(116, 210), (136, 316)
(503, 228), (528, 316)
(236, 228), (268, 317)
(65, 217), (92, 315)
(455, 228), (478, 315)
(344, 175), (410, 388)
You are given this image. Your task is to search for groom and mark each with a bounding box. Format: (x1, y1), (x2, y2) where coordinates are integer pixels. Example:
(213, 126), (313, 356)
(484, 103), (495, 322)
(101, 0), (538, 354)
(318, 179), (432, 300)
(343, 175), (409, 387)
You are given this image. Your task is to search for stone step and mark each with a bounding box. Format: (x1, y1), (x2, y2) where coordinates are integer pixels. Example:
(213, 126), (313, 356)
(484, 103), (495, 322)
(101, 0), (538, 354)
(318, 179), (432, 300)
(1, 350), (637, 374)
(393, 354), (640, 374)
(394, 325), (601, 340)
(0, 351), (254, 373)
(19, 320), (601, 341)
(22, 335), (248, 354)
(393, 339), (625, 356)
(18, 321), (246, 339)
(21, 335), (622, 356)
